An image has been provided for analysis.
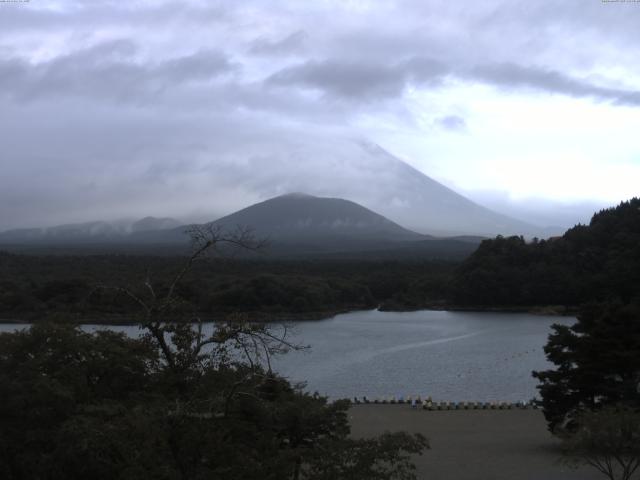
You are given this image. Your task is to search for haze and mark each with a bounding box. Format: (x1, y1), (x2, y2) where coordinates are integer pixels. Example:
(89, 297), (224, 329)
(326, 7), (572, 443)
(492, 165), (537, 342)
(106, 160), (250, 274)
(1, 0), (638, 231)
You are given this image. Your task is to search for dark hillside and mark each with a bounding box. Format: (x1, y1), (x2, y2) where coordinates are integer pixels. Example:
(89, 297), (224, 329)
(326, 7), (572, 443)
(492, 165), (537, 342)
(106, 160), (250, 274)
(451, 198), (640, 307)
(206, 193), (423, 241)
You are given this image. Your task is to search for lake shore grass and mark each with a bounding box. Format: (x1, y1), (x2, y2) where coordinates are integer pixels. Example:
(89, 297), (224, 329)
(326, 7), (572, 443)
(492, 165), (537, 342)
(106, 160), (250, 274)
(348, 405), (599, 480)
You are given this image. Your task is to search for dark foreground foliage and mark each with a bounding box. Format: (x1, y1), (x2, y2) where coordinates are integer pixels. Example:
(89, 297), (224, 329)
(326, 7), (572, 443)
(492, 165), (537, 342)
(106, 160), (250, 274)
(0, 323), (427, 480)
(533, 301), (640, 432)
(560, 406), (640, 480)
(0, 226), (428, 479)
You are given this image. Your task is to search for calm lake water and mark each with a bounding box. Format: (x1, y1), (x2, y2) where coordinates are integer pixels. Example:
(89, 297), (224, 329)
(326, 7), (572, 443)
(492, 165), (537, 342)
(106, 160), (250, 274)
(0, 310), (574, 402)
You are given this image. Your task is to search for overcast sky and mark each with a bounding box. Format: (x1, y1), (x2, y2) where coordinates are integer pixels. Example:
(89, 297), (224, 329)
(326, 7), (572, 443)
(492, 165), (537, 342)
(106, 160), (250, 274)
(1, 0), (639, 230)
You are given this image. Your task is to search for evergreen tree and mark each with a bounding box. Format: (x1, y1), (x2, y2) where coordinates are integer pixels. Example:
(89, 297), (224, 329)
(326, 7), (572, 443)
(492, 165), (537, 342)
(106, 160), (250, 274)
(533, 301), (640, 432)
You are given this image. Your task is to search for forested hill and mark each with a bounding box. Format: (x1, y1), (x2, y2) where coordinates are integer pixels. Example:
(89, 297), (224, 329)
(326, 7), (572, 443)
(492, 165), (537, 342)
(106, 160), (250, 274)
(451, 198), (640, 307)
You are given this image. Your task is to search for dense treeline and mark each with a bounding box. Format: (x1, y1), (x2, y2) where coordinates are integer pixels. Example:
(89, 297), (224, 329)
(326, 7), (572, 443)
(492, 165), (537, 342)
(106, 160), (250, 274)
(3, 198), (638, 321)
(452, 198), (640, 307)
(0, 254), (454, 321)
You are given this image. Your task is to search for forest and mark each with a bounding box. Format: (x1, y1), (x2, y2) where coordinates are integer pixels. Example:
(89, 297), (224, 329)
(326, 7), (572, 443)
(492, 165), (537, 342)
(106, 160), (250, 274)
(1, 198), (638, 322)
(451, 198), (640, 308)
(0, 254), (454, 322)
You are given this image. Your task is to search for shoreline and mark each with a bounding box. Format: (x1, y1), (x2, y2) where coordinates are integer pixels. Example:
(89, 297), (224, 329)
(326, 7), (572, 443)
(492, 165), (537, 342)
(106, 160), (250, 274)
(0, 309), (354, 326)
(0, 304), (577, 326)
(412, 304), (578, 316)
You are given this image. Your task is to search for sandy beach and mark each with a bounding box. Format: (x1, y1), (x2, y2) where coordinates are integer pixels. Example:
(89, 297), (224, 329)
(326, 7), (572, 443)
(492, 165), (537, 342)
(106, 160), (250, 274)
(349, 405), (601, 480)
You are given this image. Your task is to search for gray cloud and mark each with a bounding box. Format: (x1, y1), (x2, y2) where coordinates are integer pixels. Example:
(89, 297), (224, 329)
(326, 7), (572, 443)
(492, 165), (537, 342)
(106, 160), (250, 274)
(249, 30), (307, 56)
(468, 62), (640, 107)
(0, 40), (236, 104)
(267, 59), (408, 100)
(462, 189), (607, 231)
(0, 1), (228, 32)
(266, 56), (446, 102)
(0, 0), (638, 230)
(266, 53), (640, 106)
(156, 50), (237, 83)
(2, 4), (637, 108)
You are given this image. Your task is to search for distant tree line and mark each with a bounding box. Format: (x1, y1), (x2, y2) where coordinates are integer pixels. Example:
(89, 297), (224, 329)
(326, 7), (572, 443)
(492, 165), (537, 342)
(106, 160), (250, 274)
(0, 255), (454, 322)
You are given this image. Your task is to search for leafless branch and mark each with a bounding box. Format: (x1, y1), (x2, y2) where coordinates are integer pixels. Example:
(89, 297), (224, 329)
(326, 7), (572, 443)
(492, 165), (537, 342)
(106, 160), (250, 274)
(144, 270), (157, 301)
(90, 224), (305, 380)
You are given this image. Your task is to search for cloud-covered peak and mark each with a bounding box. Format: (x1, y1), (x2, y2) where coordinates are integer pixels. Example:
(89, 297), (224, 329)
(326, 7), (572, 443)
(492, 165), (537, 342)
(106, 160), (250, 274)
(1, 0), (638, 230)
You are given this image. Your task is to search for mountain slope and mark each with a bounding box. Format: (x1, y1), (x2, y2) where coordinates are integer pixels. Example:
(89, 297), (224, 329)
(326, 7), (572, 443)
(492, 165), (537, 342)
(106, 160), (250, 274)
(0, 194), (483, 259)
(0, 217), (180, 244)
(0, 221), (126, 244)
(209, 193), (423, 242)
(189, 192), (438, 256)
(1, 141), (546, 239)
(131, 217), (181, 233)
(0, 195), (423, 247)
(362, 144), (538, 236)
(226, 139), (543, 237)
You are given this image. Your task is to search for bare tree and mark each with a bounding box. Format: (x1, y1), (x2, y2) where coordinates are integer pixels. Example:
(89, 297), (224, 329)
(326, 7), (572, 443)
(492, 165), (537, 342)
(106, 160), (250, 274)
(561, 406), (640, 480)
(96, 224), (299, 381)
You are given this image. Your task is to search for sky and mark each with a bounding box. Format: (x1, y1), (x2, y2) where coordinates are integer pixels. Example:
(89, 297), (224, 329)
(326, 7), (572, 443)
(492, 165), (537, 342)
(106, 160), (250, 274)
(1, 0), (639, 231)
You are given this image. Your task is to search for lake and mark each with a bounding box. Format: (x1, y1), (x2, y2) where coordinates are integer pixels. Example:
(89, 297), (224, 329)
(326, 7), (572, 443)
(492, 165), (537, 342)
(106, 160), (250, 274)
(0, 309), (573, 402)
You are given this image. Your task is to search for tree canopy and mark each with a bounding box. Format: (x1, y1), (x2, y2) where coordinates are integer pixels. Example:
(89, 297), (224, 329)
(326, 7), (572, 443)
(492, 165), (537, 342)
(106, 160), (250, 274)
(452, 198), (640, 307)
(560, 406), (640, 480)
(533, 301), (640, 432)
